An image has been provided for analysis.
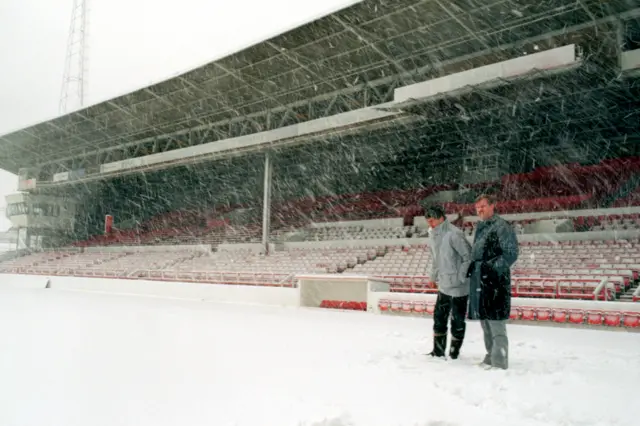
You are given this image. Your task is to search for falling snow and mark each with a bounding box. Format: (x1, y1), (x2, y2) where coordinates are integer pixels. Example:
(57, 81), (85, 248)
(0, 2), (640, 426)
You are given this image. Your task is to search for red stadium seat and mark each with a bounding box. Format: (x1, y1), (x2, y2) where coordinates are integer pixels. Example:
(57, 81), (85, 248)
(390, 300), (402, 312)
(413, 301), (425, 314)
(401, 301), (413, 313)
(425, 302), (436, 316)
(603, 312), (622, 327)
(553, 310), (567, 323)
(536, 308), (551, 321)
(586, 311), (603, 326)
(509, 307), (520, 320)
(520, 307), (535, 321)
(568, 310), (585, 324)
(378, 299), (390, 312)
(623, 312), (640, 328)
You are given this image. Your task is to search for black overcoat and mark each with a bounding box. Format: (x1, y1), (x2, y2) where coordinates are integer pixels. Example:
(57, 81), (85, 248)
(468, 215), (519, 321)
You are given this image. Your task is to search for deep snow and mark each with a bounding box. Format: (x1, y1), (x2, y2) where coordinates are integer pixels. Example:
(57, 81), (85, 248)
(0, 285), (638, 426)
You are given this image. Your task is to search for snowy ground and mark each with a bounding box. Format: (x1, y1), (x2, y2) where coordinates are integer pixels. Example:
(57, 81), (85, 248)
(0, 286), (638, 426)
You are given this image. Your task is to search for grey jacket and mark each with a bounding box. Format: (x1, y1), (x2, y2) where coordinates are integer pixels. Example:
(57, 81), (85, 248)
(429, 220), (472, 297)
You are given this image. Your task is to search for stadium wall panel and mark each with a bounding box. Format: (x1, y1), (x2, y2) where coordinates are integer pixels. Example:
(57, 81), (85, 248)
(0, 274), (50, 289)
(0, 274), (299, 307)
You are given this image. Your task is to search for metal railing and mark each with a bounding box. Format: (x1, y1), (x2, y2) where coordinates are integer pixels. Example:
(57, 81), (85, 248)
(512, 277), (613, 300)
(131, 269), (296, 287)
(374, 275), (615, 300)
(514, 268), (631, 294)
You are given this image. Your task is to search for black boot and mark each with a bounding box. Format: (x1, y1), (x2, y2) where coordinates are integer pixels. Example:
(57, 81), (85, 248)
(428, 334), (447, 357)
(449, 337), (463, 359)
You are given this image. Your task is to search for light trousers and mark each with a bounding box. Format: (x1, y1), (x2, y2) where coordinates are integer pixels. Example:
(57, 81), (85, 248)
(480, 319), (509, 369)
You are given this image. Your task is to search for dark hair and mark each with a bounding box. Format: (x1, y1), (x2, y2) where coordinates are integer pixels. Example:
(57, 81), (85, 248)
(425, 205), (446, 219)
(475, 193), (497, 205)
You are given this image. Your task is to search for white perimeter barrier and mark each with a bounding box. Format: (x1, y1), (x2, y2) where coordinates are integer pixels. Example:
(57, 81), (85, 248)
(0, 274), (50, 289)
(1, 273), (638, 315)
(0, 273), (391, 310)
(0, 274), (299, 307)
(0, 273), (391, 311)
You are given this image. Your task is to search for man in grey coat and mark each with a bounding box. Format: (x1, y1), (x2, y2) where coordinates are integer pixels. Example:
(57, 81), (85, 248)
(426, 205), (472, 359)
(467, 194), (519, 370)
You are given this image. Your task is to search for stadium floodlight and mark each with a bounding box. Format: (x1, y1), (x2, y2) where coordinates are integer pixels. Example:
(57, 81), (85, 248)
(620, 48), (640, 76)
(377, 44), (582, 114)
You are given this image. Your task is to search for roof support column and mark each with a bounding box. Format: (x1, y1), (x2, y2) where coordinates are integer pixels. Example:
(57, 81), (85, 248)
(261, 151), (273, 253)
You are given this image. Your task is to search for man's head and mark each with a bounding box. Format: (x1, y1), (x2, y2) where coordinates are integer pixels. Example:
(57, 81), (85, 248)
(475, 194), (497, 221)
(425, 205), (446, 229)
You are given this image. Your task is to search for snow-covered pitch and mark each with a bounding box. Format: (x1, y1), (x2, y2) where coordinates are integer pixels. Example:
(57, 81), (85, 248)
(0, 285), (638, 426)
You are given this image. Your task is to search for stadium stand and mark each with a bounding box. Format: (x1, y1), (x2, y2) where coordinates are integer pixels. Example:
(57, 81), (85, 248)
(62, 156), (640, 248)
(2, 1), (640, 331)
(304, 225), (413, 241)
(153, 246), (378, 285)
(3, 236), (638, 303)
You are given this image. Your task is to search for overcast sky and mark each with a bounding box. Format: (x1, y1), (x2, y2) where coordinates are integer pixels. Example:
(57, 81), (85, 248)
(0, 0), (359, 230)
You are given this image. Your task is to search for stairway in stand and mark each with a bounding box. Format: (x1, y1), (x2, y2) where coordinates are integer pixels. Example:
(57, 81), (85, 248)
(619, 281), (639, 302)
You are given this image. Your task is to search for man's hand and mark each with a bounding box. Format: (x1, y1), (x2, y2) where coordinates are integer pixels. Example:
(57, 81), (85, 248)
(466, 262), (475, 278)
(428, 281), (437, 289)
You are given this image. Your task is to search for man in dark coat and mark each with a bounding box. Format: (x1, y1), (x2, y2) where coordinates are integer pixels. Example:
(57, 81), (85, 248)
(425, 206), (472, 359)
(467, 194), (519, 370)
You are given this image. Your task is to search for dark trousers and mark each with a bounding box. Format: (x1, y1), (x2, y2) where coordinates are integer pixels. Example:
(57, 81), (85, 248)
(433, 292), (468, 341)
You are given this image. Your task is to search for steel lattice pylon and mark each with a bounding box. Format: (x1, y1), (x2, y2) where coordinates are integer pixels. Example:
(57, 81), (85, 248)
(59, 0), (89, 114)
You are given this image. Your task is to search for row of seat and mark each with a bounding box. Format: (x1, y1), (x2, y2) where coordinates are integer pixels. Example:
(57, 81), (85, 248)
(132, 269), (296, 286)
(378, 299), (640, 327)
(75, 224), (262, 248)
(182, 248), (373, 273)
(514, 269), (631, 295)
(2, 239), (638, 301)
(0, 247), (377, 280)
(0, 250), (199, 277)
(75, 208), (640, 247)
(379, 276), (615, 300)
(320, 300), (367, 311)
(305, 226), (412, 241)
(521, 239), (640, 246)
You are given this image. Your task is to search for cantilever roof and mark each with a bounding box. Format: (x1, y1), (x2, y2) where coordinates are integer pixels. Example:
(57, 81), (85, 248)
(0, 0), (637, 174)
